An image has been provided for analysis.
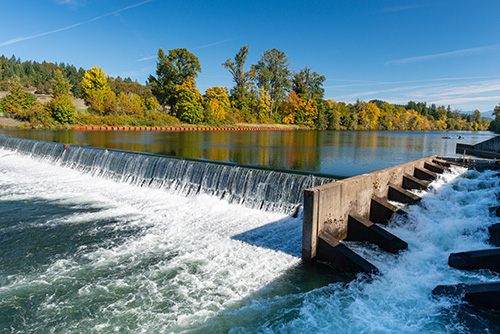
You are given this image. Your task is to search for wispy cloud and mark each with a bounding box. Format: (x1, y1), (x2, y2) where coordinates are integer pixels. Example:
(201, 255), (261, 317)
(385, 44), (500, 66)
(136, 55), (156, 62)
(379, 5), (427, 13)
(329, 78), (500, 111)
(192, 39), (234, 50)
(52, 0), (85, 9)
(0, 0), (154, 47)
(136, 38), (234, 62)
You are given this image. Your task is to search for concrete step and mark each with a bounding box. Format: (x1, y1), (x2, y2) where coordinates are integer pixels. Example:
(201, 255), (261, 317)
(388, 183), (421, 205)
(316, 230), (379, 275)
(370, 196), (407, 225)
(402, 174), (429, 191)
(433, 281), (500, 310)
(414, 167), (437, 181)
(346, 213), (408, 253)
(424, 161), (450, 174)
(433, 158), (468, 168)
(489, 223), (500, 247)
(448, 248), (500, 274)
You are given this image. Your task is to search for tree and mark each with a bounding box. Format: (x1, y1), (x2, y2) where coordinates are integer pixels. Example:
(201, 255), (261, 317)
(204, 86), (230, 121)
(251, 48), (291, 117)
(173, 77), (204, 124)
(80, 66), (111, 101)
(80, 66), (115, 115)
(0, 80), (37, 114)
(222, 45), (251, 111)
(148, 48), (201, 109)
(291, 66), (325, 101)
(46, 71), (76, 124)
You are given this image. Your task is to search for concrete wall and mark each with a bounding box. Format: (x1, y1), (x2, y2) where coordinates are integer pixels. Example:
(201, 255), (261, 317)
(457, 136), (500, 158)
(473, 136), (500, 152)
(302, 156), (436, 261)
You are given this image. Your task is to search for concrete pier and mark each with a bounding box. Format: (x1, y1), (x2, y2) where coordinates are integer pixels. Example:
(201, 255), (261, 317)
(448, 248), (500, 274)
(302, 155), (443, 273)
(433, 282), (500, 310)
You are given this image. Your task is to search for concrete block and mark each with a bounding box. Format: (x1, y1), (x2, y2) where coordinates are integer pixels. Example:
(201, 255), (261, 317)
(302, 189), (319, 261)
(414, 167), (437, 181)
(432, 282), (500, 310)
(370, 196), (406, 225)
(316, 230), (379, 274)
(489, 223), (500, 247)
(346, 214), (408, 253)
(388, 184), (421, 205)
(433, 158), (467, 168)
(424, 161), (449, 174)
(402, 174), (429, 190)
(448, 248), (500, 274)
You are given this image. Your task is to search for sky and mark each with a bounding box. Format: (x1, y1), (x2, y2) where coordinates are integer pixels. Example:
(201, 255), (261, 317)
(0, 0), (499, 113)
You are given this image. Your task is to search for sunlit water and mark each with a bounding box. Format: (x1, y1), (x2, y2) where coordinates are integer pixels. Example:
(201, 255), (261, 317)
(1, 143), (500, 332)
(0, 129), (495, 177)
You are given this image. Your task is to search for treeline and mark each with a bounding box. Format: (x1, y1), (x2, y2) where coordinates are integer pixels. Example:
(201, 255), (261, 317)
(0, 51), (494, 131)
(145, 46), (490, 131)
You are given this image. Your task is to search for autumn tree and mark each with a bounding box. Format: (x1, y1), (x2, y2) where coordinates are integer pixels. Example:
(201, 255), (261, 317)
(204, 86), (230, 122)
(0, 80), (37, 114)
(251, 48), (291, 118)
(80, 66), (115, 115)
(173, 77), (204, 124)
(148, 48), (201, 109)
(222, 45), (252, 111)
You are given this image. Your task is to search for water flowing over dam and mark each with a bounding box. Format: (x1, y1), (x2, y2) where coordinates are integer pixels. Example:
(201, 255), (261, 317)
(0, 136), (332, 214)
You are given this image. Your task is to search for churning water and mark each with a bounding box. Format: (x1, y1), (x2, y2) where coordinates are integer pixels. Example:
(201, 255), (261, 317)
(1, 140), (500, 333)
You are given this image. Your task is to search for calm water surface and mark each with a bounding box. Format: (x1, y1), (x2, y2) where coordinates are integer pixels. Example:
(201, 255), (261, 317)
(0, 129), (495, 177)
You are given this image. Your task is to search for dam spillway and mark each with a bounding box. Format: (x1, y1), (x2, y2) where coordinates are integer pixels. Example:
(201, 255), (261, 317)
(0, 136), (332, 215)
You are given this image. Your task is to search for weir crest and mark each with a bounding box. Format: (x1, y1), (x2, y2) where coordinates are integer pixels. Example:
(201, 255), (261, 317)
(0, 136), (332, 214)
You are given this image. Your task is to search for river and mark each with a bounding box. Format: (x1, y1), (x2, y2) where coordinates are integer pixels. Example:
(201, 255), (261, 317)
(0, 130), (499, 333)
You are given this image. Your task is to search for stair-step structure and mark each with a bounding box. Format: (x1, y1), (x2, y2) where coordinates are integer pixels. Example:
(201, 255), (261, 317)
(302, 155), (467, 275)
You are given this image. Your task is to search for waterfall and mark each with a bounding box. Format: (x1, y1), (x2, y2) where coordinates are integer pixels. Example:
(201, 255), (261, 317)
(0, 136), (333, 214)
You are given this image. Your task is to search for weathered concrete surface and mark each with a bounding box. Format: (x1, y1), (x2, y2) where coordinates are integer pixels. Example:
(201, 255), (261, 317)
(388, 184), (421, 205)
(448, 248), (500, 274)
(316, 230), (379, 274)
(346, 214), (408, 253)
(302, 156), (436, 261)
(489, 223), (500, 247)
(433, 282), (500, 310)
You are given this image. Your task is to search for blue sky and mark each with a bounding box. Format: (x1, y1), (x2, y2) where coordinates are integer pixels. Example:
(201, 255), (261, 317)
(0, 0), (499, 112)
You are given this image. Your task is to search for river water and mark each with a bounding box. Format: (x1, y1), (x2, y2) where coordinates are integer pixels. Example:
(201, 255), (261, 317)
(1, 130), (500, 333)
(0, 129), (495, 177)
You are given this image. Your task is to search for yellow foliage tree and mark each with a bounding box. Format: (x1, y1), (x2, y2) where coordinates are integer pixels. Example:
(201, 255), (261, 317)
(80, 66), (115, 115)
(256, 88), (271, 123)
(205, 86), (230, 121)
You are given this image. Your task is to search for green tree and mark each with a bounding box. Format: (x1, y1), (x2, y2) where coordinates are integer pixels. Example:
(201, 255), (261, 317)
(291, 66), (325, 101)
(174, 77), (204, 124)
(0, 80), (36, 114)
(46, 71), (76, 124)
(222, 45), (251, 111)
(251, 48), (291, 117)
(148, 48), (201, 109)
